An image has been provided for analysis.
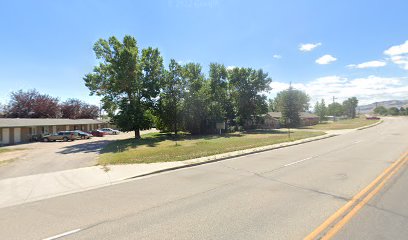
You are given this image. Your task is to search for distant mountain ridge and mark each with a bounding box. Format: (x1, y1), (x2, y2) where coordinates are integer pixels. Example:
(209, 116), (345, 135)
(359, 100), (408, 113)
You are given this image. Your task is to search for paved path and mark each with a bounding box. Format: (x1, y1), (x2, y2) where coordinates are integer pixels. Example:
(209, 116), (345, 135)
(0, 118), (407, 239)
(0, 129), (158, 179)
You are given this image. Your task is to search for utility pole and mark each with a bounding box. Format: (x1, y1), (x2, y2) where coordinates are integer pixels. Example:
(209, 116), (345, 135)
(332, 96), (337, 104)
(332, 96), (337, 121)
(99, 102), (102, 120)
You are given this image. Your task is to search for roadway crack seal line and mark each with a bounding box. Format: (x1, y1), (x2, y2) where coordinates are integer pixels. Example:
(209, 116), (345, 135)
(304, 151), (408, 240)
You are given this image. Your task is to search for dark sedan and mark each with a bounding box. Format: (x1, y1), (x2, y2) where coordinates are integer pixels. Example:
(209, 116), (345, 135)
(74, 130), (93, 139)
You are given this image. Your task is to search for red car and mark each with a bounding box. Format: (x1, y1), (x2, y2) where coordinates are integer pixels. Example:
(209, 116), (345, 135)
(90, 130), (107, 137)
(366, 116), (380, 120)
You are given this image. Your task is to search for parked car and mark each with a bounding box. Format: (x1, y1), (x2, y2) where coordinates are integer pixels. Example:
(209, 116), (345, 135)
(90, 130), (106, 137)
(99, 128), (120, 135)
(42, 131), (79, 142)
(74, 130), (93, 139)
(366, 116), (380, 120)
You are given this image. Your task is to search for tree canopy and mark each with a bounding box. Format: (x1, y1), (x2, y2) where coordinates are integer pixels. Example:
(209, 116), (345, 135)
(274, 86), (310, 127)
(4, 89), (60, 118)
(314, 99), (327, 122)
(60, 99), (99, 119)
(84, 35), (163, 138)
(343, 97), (359, 118)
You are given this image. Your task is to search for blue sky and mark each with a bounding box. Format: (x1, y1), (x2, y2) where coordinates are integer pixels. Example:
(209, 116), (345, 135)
(1, 0), (408, 106)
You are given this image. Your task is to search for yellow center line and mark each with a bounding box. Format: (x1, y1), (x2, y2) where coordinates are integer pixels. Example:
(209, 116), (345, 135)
(321, 155), (408, 239)
(304, 151), (408, 240)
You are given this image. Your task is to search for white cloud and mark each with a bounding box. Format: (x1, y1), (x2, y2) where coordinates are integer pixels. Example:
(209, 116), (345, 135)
(347, 60), (386, 69)
(390, 55), (408, 70)
(226, 66), (236, 70)
(384, 40), (408, 56)
(316, 54), (337, 65)
(384, 40), (408, 70)
(273, 54), (282, 59)
(299, 42), (322, 52)
(269, 75), (408, 105)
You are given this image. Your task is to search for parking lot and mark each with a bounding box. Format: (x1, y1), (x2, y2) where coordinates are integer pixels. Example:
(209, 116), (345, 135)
(0, 129), (157, 180)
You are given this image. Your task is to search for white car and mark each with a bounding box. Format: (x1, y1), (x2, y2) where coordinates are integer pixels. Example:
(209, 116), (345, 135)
(99, 128), (120, 135)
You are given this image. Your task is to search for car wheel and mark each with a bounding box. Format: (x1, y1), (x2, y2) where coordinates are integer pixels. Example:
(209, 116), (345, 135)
(63, 137), (68, 142)
(43, 138), (49, 142)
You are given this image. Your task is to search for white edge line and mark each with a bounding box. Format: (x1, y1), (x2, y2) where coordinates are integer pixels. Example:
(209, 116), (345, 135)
(42, 229), (81, 240)
(284, 157), (313, 167)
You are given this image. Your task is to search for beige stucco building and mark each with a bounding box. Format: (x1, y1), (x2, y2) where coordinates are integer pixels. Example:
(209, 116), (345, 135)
(0, 118), (106, 146)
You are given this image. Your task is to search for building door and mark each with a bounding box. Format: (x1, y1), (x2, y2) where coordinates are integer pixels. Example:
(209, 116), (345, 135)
(2, 128), (10, 145)
(52, 126), (57, 134)
(14, 128), (21, 143)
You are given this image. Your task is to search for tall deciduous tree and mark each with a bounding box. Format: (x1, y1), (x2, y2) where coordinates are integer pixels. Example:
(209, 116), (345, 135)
(343, 97), (359, 118)
(181, 62), (209, 134)
(268, 98), (276, 112)
(60, 98), (99, 119)
(228, 67), (271, 127)
(388, 107), (400, 116)
(207, 63), (229, 127)
(84, 36), (163, 139)
(157, 59), (186, 135)
(373, 106), (388, 115)
(5, 89), (60, 118)
(327, 102), (344, 117)
(274, 86), (310, 127)
(314, 99), (327, 122)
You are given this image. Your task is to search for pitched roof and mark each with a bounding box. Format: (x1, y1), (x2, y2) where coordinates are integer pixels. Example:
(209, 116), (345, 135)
(267, 112), (282, 118)
(0, 118), (105, 128)
(300, 112), (319, 118)
(267, 112), (318, 119)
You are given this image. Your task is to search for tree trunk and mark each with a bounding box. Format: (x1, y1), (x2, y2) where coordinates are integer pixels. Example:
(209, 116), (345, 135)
(134, 129), (141, 139)
(174, 108), (178, 137)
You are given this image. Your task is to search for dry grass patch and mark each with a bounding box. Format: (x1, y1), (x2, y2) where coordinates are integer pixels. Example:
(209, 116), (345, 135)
(302, 118), (380, 130)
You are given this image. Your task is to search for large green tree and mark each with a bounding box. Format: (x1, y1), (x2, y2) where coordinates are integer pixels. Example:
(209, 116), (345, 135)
(207, 63), (229, 129)
(181, 62), (209, 134)
(157, 59), (186, 135)
(84, 35), (163, 139)
(388, 107), (400, 116)
(343, 97), (359, 118)
(327, 102), (344, 117)
(228, 67), (271, 127)
(373, 106), (388, 115)
(275, 86), (310, 127)
(314, 99), (327, 122)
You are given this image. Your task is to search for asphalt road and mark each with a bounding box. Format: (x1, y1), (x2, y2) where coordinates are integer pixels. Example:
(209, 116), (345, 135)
(0, 129), (157, 179)
(0, 118), (407, 240)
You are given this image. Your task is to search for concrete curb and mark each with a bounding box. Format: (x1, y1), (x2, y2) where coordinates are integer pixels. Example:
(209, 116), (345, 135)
(124, 120), (383, 180)
(357, 119), (383, 130)
(125, 133), (337, 180)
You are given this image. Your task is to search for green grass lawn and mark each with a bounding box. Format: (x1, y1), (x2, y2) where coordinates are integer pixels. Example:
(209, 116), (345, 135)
(302, 117), (380, 130)
(99, 130), (325, 165)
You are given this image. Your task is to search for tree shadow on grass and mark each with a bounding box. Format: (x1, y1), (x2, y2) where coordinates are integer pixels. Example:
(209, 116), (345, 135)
(243, 129), (288, 135)
(100, 132), (249, 154)
(57, 140), (115, 155)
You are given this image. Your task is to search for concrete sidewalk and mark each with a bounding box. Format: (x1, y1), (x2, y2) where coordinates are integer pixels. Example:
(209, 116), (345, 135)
(1, 122), (381, 209)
